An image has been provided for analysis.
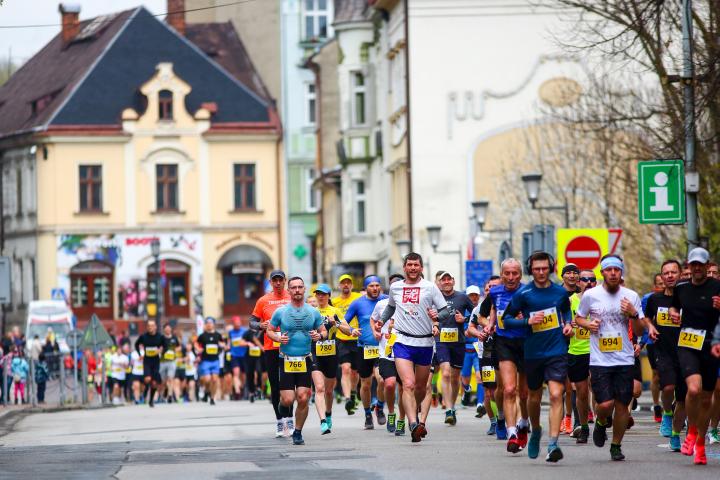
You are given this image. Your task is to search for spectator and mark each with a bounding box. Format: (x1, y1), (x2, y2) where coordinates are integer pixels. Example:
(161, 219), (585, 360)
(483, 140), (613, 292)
(28, 335), (43, 362)
(43, 332), (59, 377)
(11, 348), (29, 404)
(11, 326), (26, 350)
(1, 332), (12, 356)
(35, 353), (50, 404)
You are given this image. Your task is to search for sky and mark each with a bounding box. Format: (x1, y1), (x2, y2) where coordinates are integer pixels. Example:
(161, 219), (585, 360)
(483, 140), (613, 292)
(0, 1), (165, 65)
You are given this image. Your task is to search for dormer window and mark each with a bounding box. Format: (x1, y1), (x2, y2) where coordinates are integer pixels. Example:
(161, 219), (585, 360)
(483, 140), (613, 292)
(159, 90), (173, 120)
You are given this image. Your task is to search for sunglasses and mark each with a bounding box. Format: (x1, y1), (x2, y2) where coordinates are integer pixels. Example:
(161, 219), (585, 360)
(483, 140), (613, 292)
(579, 277), (597, 283)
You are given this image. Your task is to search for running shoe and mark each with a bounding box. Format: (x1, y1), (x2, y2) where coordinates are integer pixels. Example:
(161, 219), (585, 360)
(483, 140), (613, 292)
(395, 419), (406, 436)
(694, 443), (707, 465)
(631, 398), (640, 411)
(326, 416), (333, 430)
(570, 425), (581, 438)
(419, 422), (428, 437)
(496, 418), (508, 440)
(681, 434), (696, 456)
(561, 415), (572, 435)
(669, 434), (681, 452)
(320, 420), (331, 435)
(546, 444), (563, 463)
(517, 425), (529, 449)
(345, 398), (355, 415)
(528, 426), (542, 459)
(587, 410), (594, 424)
(707, 428), (720, 444)
(461, 391), (473, 407)
(364, 413), (374, 430)
(292, 429), (305, 446)
(276, 420), (284, 438)
(286, 418), (295, 437)
(410, 422), (424, 443)
(593, 422), (607, 448)
(375, 406), (387, 426)
(387, 413), (397, 433)
(210, 398), (215, 406)
(660, 414), (673, 438)
(653, 405), (663, 423)
(610, 444), (625, 461)
(445, 409), (457, 426)
(476, 404), (487, 418)
(577, 425), (590, 444)
(487, 422), (497, 436)
(506, 434), (521, 454)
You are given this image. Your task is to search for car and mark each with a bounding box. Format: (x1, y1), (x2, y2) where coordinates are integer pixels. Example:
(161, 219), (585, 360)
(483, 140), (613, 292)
(26, 301), (74, 354)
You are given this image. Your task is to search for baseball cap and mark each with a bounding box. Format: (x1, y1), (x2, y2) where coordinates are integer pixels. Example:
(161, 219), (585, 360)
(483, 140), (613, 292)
(561, 263), (580, 275)
(687, 247), (710, 265)
(314, 283), (332, 294)
(438, 271), (454, 279)
(338, 274), (354, 284)
(269, 270), (286, 279)
(465, 285), (481, 296)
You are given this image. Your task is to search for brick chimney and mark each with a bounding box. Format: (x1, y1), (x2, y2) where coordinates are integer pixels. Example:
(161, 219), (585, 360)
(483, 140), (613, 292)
(59, 3), (81, 44)
(167, 0), (186, 36)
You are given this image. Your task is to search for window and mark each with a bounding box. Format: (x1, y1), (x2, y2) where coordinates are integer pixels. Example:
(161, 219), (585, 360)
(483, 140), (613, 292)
(303, 0), (329, 40)
(351, 72), (367, 126)
(156, 164), (178, 211)
(305, 83), (317, 126)
(159, 90), (173, 120)
(79, 165), (102, 212)
(70, 261), (114, 319)
(15, 168), (22, 215)
(233, 163), (256, 210)
(354, 180), (366, 234)
(306, 167), (318, 212)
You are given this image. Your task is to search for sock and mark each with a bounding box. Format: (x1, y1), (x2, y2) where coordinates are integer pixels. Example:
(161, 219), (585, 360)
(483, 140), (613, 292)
(517, 417), (529, 429)
(326, 412), (332, 418)
(664, 410), (673, 416)
(596, 418), (605, 427)
(476, 387), (485, 403)
(321, 418), (326, 424)
(489, 416), (496, 423)
(497, 410), (505, 421)
(672, 430), (680, 436)
(548, 435), (558, 447)
(611, 442), (621, 448)
(462, 382), (471, 393)
(508, 426), (517, 437)
(295, 428), (301, 434)
(364, 407), (372, 415)
(377, 401), (384, 409)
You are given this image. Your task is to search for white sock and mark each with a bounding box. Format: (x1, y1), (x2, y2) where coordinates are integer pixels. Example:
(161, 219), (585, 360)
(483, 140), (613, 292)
(517, 417), (529, 429)
(508, 425), (517, 437)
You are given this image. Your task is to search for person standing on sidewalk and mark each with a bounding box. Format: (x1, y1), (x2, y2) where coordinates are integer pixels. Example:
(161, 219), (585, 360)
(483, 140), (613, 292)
(35, 353), (50, 404)
(11, 348), (29, 404)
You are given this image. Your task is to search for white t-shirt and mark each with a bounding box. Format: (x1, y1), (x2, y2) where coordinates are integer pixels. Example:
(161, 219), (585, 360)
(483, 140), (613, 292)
(576, 285), (643, 367)
(130, 351), (143, 376)
(387, 278), (448, 347)
(372, 298), (397, 361)
(110, 353), (129, 380)
(470, 304), (483, 357)
(185, 351), (197, 376)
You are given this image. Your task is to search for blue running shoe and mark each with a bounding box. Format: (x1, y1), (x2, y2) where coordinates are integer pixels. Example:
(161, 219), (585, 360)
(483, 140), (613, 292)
(320, 420), (331, 435)
(669, 434), (681, 452)
(496, 418), (508, 440)
(528, 426), (543, 459)
(326, 415), (333, 430)
(660, 414), (672, 438)
(487, 422), (497, 436)
(546, 443), (563, 462)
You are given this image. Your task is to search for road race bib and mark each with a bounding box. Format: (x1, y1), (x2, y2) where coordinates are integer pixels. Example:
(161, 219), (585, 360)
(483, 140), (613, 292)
(112, 366), (124, 374)
(315, 340), (336, 357)
(678, 328), (706, 350)
(272, 341), (281, 348)
(440, 328), (459, 343)
(481, 366), (496, 383)
(497, 310), (505, 330)
(163, 351), (175, 361)
(205, 344), (219, 355)
(656, 307), (677, 328)
(145, 347), (159, 357)
(231, 337), (242, 347)
(363, 345), (380, 360)
(575, 327), (590, 340)
(599, 333), (623, 353)
(284, 356), (307, 373)
(531, 307), (560, 333)
(385, 333), (397, 357)
(249, 346), (262, 357)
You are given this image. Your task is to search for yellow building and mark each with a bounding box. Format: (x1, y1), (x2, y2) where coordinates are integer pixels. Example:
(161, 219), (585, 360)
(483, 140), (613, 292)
(0, 5), (285, 328)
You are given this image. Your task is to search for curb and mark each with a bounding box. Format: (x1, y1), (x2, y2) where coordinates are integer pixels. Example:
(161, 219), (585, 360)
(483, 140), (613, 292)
(0, 403), (115, 440)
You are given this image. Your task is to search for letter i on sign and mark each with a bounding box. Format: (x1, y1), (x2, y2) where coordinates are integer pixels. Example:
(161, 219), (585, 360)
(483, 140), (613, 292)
(649, 172), (673, 212)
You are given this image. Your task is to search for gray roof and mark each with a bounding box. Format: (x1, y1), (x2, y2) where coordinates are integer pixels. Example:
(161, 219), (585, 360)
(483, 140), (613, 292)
(333, 0), (371, 25)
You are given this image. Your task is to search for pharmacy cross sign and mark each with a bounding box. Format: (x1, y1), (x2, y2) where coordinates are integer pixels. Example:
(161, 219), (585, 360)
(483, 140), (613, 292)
(637, 159), (686, 224)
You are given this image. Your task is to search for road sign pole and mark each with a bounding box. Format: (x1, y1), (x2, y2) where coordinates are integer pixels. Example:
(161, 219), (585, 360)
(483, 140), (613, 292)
(682, 0), (699, 250)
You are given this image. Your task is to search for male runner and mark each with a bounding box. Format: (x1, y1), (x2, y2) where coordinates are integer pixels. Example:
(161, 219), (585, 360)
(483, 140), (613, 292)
(501, 251), (574, 462)
(228, 316), (250, 400)
(434, 271), (475, 425)
(341, 276), (389, 429)
(160, 323), (180, 402)
(380, 252), (451, 442)
(250, 270), (292, 436)
(310, 283), (340, 434)
(462, 285), (485, 416)
(480, 259), (528, 447)
(560, 264), (580, 434)
(641, 273), (665, 422)
(670, 247), (720, 465)
(109, 343), (130, 405)
(333, 274), (362, 415)
(266, 277), (326, 446)
(576, 255), (654, 461)
(196, 318), (225, 406)
(644, 260), (686, 450)
(135, 320), (164, 407)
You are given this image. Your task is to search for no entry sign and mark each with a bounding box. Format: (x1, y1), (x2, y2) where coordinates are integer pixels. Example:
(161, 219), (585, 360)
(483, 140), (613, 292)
(564, 236), (602, 270)
(557, 229), (621, 278)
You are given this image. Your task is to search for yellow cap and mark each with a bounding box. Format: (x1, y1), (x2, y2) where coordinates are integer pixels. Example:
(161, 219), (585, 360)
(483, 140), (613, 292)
(338, 274), (353, 284)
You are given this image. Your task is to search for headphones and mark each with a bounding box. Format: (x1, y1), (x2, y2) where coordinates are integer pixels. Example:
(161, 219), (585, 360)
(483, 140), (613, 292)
(525, 250), (556, 275)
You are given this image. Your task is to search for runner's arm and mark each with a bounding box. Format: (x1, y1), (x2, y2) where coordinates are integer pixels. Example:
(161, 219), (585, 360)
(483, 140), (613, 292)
(249, 314), (262, 331)
(380, 304), (396, 323)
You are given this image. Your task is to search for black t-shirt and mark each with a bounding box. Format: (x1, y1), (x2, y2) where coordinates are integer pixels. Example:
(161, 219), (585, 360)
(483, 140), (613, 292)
(645, 292), (678, 353)
(436, 291), (475, 344)
(241, 329), (255, 343)
(198, 331), (224, 361)
(479, 295), (493, 318)
(136, 332), (164, 361)
(162, 335), (180, 361)
(470, 309), (495, 357)
(671, 278), (720, 344)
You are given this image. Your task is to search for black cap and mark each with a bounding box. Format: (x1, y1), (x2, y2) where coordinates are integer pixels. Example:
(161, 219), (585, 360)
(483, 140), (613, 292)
(561, 263), (580, 275)
(269, 270), (286, 280)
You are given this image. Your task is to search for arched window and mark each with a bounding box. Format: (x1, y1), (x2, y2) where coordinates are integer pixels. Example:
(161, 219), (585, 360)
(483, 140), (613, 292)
(70, 261), (114, 320)
(159, 90), (173, 120)
(147, 259), (190, 318)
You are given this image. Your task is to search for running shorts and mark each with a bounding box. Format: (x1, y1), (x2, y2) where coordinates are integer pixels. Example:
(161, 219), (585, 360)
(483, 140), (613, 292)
(525, 354), (567, 390)
(393, 343), (434, 366)
(590, 365), (634, 406)
(435, 343), (465, 369)
(495, 336), (525, 372)
(678, 345), (720, 392)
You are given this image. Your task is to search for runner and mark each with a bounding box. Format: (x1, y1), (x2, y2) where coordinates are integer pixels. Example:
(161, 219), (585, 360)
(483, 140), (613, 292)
(669, 247), (720, 465)
(195, 317), (225, 406)
(501, 251), (574, 462)
(332, 274), (362, 415)
(174, 343), (187, 403)
(135, 320), (164, 408)
(109, 343), (130, 405)
(560, 264), (580, 435)
(129, 345), (144, 404)
(480, 258), (529, 447)
(371, 273), (406, 435)
(340, 276), (389, 429)
(380, 252), (451, 442)
(184, 342), (198, 402)
(266, 276), (326, 446)
(243, 330), (263, 403)
(160, 323), (180, 403)
(576, 254), (655, 461)
(250, 270), (292, 437)
(461, 285), (484, 416)
(309, 283), (341, 434)
(434, 271), (475, 426)
(228, 316), (250, 401)
(642, 273), (665, 423)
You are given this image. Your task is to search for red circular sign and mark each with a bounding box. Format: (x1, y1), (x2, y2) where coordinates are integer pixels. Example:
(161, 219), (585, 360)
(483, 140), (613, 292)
(565, 236), (602, 270)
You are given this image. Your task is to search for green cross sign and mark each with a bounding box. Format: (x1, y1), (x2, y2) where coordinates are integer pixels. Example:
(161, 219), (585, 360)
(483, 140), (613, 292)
(637, 159), (686, 224)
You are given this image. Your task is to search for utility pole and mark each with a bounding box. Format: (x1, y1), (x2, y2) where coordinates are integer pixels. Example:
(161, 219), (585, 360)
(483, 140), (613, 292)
(682, 0), (699, 251)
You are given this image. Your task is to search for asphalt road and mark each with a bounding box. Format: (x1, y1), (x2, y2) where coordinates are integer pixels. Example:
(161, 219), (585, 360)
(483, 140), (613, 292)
(0, 398), (718, 479)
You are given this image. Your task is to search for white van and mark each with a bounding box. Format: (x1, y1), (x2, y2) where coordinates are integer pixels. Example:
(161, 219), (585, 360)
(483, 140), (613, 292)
(26, 300), (74, 353)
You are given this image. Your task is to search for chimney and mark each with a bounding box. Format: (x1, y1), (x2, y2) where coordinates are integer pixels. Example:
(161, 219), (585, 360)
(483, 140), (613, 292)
(167, 0), (186, 36)
(59, 3), (81, 44)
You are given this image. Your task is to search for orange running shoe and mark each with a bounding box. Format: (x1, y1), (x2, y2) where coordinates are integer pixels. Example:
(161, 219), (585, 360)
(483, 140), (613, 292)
(694, 442), (706, 465)
(561, 415), (572, 435)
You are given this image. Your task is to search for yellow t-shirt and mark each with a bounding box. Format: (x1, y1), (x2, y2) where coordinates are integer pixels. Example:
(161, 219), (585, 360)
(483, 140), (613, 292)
(332, 292), (361, 341)
(317, 305), (341, 340)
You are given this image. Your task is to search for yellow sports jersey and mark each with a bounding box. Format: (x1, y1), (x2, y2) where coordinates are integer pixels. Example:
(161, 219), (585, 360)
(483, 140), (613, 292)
(317, 305), (341, 340)
(332, 292), (361, 341)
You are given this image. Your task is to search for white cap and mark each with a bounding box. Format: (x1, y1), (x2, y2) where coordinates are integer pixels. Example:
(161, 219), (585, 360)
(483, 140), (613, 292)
(465, 285), (481, 296)
(687, 247), (710, 265)
(438, 271), (454, 279)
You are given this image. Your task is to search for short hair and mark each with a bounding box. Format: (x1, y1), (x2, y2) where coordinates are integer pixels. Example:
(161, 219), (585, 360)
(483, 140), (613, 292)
(580, 269), (595, 276)
(287, 276), (304, 287)
(660, 259), (681, 271)
(528, 251), (552, 269)
(654, 273), (662, 281)
(489, 275), (501, 281)
(500, 258), (521, 272)
(708, 261), (718, 268)
(403, 252), (424, 266)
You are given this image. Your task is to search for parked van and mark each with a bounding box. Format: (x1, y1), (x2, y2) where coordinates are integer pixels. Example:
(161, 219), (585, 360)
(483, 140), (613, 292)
(26, 301), (74, 353)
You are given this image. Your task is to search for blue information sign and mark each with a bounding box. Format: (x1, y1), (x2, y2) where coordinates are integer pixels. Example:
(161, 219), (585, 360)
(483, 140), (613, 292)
(465, 260), (493, 289)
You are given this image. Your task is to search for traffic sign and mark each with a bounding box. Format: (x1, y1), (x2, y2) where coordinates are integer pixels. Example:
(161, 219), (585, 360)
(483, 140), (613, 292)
(465, 260), (493, 289)
(66, 329), (83, 350)
(557, 229), (611, 278)
(81, 314), (114, 352)
(638, 160), (685, 224)
(565, 236), (602, 270)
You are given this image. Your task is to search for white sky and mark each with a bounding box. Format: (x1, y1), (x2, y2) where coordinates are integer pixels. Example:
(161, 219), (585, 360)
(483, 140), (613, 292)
(0, 1), (165, 64)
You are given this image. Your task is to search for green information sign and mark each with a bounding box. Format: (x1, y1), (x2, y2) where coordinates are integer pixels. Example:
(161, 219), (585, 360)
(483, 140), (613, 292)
(638, 159), (686, 224)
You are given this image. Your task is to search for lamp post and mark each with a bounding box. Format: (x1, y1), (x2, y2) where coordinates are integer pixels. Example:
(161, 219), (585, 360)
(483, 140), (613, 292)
(150, 238), (161, 325)
(471, 199), (513, 264)
(521, 172), (569, 228)
(425, 225), (463, 286)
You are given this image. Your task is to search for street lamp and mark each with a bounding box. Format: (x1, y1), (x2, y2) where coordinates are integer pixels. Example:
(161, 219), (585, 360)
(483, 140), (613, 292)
(395, 239), (411, 259)
(150, 238), (161, 325)
(471, 199), (513, 263)
(425, 225), (463, 285)
(521, 172), (570, 228)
